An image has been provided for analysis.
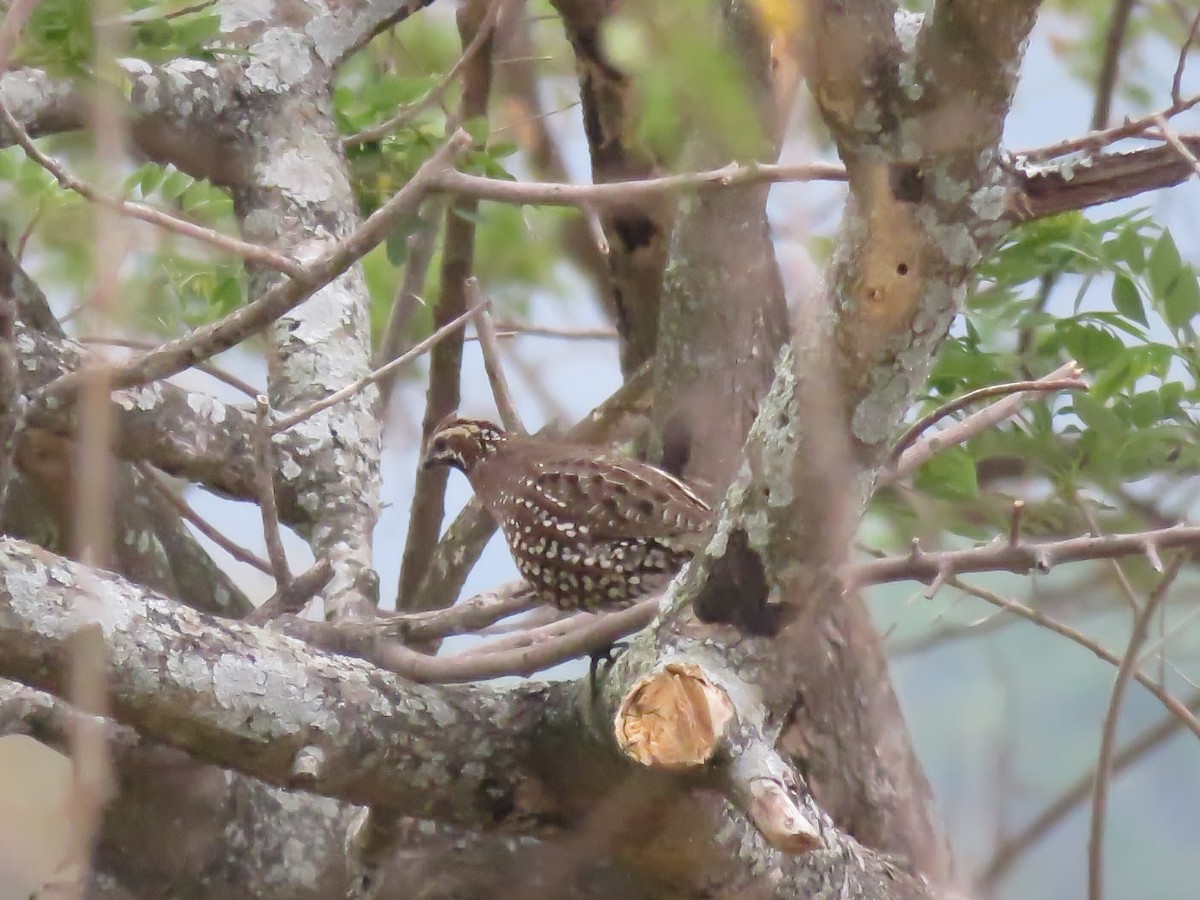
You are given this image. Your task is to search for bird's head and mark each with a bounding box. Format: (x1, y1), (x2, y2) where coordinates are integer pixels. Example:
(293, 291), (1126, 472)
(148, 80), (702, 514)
(421, 417), (508, 475)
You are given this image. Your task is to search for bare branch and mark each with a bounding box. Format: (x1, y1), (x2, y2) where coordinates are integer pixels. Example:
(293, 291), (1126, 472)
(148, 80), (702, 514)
(1091, 0), (1136, 130)
(433, 160), (846, 207)
(79, 335), (260, 398)
(1008, 500), (1025, 548)
(272, 300), (486, 434)
(344, 0), (507, 148)
(254, 396), (292, 593)
(1152, 114), (1200, 179)
(396, 9), (497, 618)
(137, 463), (272, 575)
(372, 599), (657, 683)
(32, 131), (471, 408)
(886, 361), (1084, 479)
(945, 576), (1200, 742)
(375, 196), (445, 405)
(1172, 10), (1200, 106)
(246, 558), (335, 625)
(848, 523), (1200, 589)
(1088, 556), (1186, 900)
(886, 365), (1087, 470)
(980, 688), (1200, 889)
(467, 279), (523, 433)
(1015, 95), (1200, 163)
(0, 97), (302, 276)
(284, 580), (536, 651)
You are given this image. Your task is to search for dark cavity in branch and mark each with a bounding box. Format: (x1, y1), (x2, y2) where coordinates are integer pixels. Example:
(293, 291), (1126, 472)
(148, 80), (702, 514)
(693, 528), (780, 637)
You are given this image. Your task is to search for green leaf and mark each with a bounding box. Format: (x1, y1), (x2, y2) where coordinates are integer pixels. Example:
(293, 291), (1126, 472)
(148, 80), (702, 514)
(1072, 394), (1124, 439)
(1163, 268), (1200, 331)
(913, 448), (979, 501)
(1107, 225), (1146, 273)
(1147, 231), (1183, 301)
(1060, 322), (1123, 369)
(160, 168), (194, 202)
(1125, 392), (1163, 428)
(1111, 274), (1146, 325)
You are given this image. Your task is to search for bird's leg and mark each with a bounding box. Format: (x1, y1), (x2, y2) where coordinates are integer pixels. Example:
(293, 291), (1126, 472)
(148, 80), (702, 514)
(588, 638), (628, 700)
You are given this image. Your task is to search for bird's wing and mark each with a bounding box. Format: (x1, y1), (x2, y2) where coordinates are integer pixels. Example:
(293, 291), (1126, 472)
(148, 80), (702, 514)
(514, 452), (713, 542)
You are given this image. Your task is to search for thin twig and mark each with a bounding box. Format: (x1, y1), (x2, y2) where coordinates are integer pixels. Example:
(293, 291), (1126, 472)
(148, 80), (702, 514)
(1088, 556), (1186, 900)
(374, 599), (658, 683)
(1172, 9), (1200, 106)
(33, 131), (471, 408)
(467, 279), (523, 433)
(79, 335), (260, 397)
(454, 606), (596, 657)
(433, 159), (847, 208)
(849, 523), (1200, 589)
(344, 0), (506, 147)
(1007, 500), (1025, 548)
(980, 688), (1200, 889)
(14, 200), (44, 263)
(1151, 114), (1200, 179)
(285, 581), (537, 649)
(137, 462), (272, 575)
(946, 576), (1200, 743)
(579, 201), (610, 256)
(1091, 0), (1136, 131)
(375, 195), (446, 405)
(490, 322), (617, 340)
(886, 365), (1086, 469)
(0, 99), (303, 276)
(272, 300), (486, 433)
(1078, 499), (1139, 613)
(254, 396), (291, 591)
(246, 558), (334, 624)
(1016, 94), (1200, 163)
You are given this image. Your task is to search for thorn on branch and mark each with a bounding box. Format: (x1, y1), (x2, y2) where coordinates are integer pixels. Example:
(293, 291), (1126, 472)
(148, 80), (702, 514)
(1144, 541), (1163, 573)
(925, 565), (951, 599)
(1009, 499), (1025, 548)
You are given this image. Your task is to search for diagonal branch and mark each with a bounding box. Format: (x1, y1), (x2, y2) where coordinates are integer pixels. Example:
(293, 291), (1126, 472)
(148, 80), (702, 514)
(30, 131), (470, 409)
(848, 524), (1200, 589)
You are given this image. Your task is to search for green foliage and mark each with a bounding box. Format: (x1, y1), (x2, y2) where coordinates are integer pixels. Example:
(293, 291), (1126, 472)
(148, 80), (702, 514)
(881, 209), (1200, 547)
(601, 0), (769, 163)
(18, 0), (221, 73)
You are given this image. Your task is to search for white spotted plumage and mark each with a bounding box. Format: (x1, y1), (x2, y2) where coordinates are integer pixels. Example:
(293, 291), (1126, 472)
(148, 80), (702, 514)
(422, 417), (714, 610)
